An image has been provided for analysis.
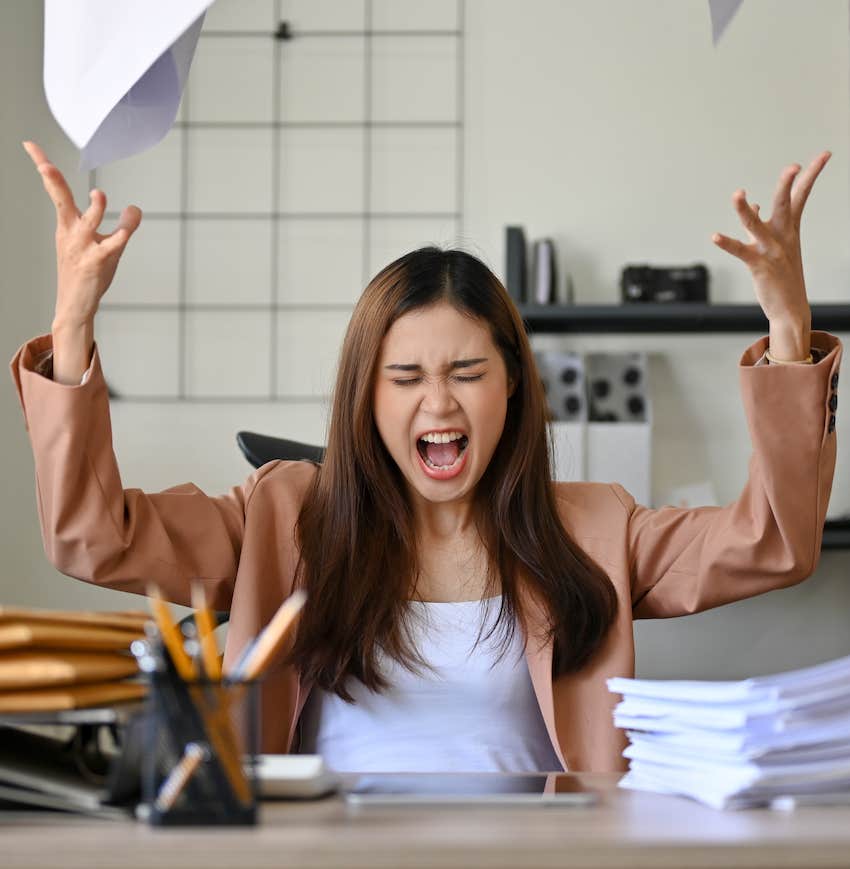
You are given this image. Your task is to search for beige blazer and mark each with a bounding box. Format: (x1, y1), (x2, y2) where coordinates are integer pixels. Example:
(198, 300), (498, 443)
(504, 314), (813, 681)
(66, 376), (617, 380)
(10, 330), (842, 771)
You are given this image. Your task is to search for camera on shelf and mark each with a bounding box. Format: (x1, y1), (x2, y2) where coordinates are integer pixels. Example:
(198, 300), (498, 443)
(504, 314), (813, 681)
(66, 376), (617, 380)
(620, 264), (709, 303)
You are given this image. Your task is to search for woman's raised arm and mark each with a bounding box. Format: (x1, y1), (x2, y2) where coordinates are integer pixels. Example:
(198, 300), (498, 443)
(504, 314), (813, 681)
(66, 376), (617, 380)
(22, 141), (142, 385)
(711, 150), (831, 361)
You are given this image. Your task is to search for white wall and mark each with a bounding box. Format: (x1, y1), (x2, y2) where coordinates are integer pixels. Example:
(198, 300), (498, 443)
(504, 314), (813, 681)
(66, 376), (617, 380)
(2, 0), (849, 677)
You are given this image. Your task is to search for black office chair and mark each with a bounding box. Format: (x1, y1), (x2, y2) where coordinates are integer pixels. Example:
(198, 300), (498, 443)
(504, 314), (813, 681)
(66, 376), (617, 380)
(236, 431), (325, 469)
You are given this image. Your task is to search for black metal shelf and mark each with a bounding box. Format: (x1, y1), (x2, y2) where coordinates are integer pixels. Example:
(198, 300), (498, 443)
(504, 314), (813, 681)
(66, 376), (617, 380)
(518, 303), (850, 334)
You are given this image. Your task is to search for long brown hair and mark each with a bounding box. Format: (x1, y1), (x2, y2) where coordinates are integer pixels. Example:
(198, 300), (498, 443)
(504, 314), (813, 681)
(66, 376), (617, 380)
(288, 247), (618, 700)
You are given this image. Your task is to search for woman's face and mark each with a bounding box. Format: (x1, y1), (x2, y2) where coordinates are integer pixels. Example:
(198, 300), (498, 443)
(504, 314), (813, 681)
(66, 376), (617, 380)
(373, 301), (514, 507)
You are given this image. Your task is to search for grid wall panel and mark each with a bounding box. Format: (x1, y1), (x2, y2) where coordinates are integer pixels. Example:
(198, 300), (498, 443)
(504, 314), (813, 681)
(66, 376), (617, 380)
(105, 219), (181, 306)
(277, 219), (364, 305)
(187, 128), (275, 213)
(280, 0), (366, 32)
(204, 0), (276, 31)
(96, 310), (180, 398)
(370, 127), (458, 213)
(185, 310), (272, 398)
(371, 0), (459, 31)
(185, 220), (273, 305)
(275, 310), (352, 398)
(279, 36), (366, 122)
(371, 36), (459, 122)
(187, 36), (275, 123)
(95, 0), (464, 402)
(278, 128), (365, 214)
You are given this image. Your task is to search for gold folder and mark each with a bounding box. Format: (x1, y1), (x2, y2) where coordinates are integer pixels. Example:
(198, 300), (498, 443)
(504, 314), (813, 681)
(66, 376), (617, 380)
(0, 680), (146, 712)
(0, 605), (149, 633)
(0, 650), (139, 689)
(0, 621), (144, 653)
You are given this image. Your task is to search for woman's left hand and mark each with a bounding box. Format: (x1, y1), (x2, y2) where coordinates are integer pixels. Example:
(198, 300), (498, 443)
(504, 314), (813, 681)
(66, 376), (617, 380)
(711, 150), (831, 360)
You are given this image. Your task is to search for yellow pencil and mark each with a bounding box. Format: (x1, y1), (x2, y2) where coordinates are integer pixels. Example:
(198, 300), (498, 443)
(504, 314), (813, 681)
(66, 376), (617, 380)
(191, 583), (222, 680)
(235, 589), (307, 682)
(147, 585), (197, 681)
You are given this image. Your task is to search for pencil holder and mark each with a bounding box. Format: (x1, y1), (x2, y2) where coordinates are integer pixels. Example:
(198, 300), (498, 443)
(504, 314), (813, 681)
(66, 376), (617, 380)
(140, 651), (260, 826)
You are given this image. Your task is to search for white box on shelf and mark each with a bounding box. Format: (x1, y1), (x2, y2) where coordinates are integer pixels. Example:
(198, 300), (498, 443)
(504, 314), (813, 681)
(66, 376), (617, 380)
(548, 421), (585, 482)
(585, 352), (652, 506)
(586, 421), (652, 506)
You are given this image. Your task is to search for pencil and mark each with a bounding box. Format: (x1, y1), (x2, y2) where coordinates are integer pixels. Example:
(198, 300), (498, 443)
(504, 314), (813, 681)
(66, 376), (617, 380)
(233, 589), (307, 682)
(147, 585), (197, 682)
(191, 582), (222, 680)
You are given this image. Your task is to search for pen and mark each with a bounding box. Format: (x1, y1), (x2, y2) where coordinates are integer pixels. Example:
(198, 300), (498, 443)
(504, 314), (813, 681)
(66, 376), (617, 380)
(231, 589), (307, 681)
(155, 742), (207, 812)
(147, 585), (198, 681)
(191, 582), (222, 680)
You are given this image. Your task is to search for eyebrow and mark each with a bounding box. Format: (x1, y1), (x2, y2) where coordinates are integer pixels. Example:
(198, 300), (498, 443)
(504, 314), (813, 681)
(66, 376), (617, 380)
(384, 357), (489, 372)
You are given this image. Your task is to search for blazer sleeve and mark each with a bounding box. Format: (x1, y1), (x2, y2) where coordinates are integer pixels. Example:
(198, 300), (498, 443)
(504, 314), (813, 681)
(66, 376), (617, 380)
(620, 330), (842, 619)
(10, 333), (279, 610)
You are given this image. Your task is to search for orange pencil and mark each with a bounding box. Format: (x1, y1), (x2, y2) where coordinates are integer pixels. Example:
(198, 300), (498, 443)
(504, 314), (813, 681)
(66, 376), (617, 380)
(147, 585), (197, 681)
(191, 583), (222, 680)
(233, 589), (307, 682)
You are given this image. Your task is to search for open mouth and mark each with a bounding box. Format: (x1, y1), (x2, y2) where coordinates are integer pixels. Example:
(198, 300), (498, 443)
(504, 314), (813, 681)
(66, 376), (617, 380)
(415, 433), (469, 471)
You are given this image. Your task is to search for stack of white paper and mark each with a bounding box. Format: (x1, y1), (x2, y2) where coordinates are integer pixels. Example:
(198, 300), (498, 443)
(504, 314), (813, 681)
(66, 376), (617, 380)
(607, 654), (850, 809)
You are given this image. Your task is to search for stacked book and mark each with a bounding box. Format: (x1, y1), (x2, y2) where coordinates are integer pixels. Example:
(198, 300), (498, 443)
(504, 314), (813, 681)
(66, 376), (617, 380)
(607, 653), (850, 809)
(0, 605), (151, 815)
(0, 605), (148, 711)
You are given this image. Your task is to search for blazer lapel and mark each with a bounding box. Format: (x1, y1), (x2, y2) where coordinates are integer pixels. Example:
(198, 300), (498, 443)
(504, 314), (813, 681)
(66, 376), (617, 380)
(519, 576), (633, 772)
(520, 580), (568, 770)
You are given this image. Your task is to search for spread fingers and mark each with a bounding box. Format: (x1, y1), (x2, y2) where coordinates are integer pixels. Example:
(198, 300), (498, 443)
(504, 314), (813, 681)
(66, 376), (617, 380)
(22, 141), (80, 229)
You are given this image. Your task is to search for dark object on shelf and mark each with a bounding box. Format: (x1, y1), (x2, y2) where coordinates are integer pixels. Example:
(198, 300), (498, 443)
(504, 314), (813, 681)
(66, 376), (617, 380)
(505, 226), (528, 304)
(517, 303), (850, 334)
(237, 432), (325, 469)
(531, 238), (558, 304)
(621, 264), (709, 303)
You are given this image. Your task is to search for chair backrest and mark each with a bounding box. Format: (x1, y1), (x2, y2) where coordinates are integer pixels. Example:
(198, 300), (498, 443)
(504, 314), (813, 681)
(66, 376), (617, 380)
(236, 431), (325, 469)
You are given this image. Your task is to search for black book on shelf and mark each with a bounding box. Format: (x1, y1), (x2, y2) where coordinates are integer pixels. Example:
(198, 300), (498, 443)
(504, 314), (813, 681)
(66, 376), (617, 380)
(505, 226), (528, 305)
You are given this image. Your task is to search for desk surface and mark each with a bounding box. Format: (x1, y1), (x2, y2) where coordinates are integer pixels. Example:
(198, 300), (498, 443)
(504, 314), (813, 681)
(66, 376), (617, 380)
(4, 773), (850, 869)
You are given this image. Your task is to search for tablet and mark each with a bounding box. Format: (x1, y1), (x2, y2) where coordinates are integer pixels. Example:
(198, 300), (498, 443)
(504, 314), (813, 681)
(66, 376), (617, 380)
(342, 772), (599, 807)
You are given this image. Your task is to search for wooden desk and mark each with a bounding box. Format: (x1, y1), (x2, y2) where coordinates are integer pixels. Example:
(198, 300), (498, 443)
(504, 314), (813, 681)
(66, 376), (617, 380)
(3, 773), (850, 869)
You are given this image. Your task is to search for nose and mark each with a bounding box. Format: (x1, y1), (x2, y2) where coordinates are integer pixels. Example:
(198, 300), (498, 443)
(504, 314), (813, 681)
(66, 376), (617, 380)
(419, 377), (460, 416)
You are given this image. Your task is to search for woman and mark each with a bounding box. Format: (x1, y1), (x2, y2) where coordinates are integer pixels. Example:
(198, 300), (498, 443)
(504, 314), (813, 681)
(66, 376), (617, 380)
(11, 142), (841, 772)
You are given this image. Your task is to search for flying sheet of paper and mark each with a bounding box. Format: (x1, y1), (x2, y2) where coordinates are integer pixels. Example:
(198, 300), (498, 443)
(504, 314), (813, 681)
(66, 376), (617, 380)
(708, 0), (745, 45)
(43, 0), (214, 170)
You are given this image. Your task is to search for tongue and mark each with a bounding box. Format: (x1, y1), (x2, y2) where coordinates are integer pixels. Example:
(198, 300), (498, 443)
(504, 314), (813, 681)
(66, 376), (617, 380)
(425, 441), (460, 467)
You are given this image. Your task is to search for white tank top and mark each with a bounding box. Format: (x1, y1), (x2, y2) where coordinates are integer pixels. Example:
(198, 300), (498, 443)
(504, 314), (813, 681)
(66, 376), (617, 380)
(296, 595), (563, 773)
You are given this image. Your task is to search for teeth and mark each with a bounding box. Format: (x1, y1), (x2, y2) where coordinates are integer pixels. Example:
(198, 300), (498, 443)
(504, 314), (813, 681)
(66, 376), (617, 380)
(419, 431), (464, 443)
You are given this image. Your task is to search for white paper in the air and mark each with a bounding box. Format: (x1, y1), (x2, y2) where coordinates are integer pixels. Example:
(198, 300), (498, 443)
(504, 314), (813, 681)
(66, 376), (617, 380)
(708, 0), (745, 45)
(43, 0), (214, 169)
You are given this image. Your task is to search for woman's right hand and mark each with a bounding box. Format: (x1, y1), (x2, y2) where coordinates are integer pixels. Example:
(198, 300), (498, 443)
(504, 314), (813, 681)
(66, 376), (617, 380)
(23, 141), (142, 328)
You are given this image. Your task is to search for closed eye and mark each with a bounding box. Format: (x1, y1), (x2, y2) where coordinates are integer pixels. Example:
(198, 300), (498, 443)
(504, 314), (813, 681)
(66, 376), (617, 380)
(392, 374), (485, 387)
